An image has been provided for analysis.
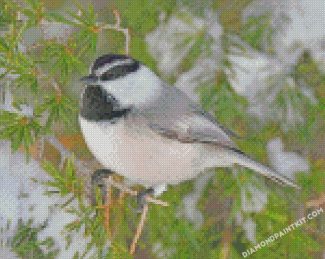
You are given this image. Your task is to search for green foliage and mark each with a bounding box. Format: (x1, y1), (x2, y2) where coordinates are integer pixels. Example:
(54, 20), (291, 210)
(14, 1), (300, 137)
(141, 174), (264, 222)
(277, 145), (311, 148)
(241, 15), (274, 52)
(0, 2), (17, 28)
(68, 3), (100, 55)
(41, 159), (111, 257)
(214, 0), (253, 33)
(198, 71), (248, 127)
(274, 82), (313, 113)
(1, 0), (324, 258)
(35, 93), (78, 129)
(64, 204), (108, 257)
(0, 36), (39, 91)
(114, 0), (176, 35)
(294, 51), (325, 88)
(279, 51), (325, 158)
(250, 193), (322, 259)
(41, 41), (85, 83)
(0, 110), (42, 152)
(114, 0), (176, 69)
(297, 165), (325, 198)
(147, 185), (206, 258)
(22, 0), (47, 27)
(39, 159), (148, 258)
(175, 11), (216, 73)
(42, 157), (83, 198)
(11, 221), (58, 258)
(0, 0), (94, 152)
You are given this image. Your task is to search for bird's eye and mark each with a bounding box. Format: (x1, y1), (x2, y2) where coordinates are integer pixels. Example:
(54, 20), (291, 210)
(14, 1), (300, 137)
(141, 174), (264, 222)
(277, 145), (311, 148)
(100, 66), (125, 81)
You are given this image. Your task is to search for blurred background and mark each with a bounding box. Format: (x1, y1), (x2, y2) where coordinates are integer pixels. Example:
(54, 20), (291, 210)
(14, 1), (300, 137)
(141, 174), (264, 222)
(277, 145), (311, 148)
(0, 0), (324, 258)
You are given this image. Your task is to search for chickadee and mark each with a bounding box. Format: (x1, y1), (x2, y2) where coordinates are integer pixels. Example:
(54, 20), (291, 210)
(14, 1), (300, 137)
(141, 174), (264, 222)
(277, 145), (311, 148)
(79, 54), (298, 200)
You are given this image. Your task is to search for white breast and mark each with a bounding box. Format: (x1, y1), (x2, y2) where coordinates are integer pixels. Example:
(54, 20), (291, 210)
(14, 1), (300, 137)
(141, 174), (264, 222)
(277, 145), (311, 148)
(79, 116), (206, 187)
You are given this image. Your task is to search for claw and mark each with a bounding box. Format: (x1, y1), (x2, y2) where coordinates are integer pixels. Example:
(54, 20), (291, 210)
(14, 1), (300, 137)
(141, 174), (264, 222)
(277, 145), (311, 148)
(91, 169), (113, 205)
(136, 188), (154, 213)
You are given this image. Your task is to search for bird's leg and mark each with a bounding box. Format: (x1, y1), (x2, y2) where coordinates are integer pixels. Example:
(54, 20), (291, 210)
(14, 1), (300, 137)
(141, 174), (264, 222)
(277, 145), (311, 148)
(136, 184), (168, 212)
(136, 188), (154, 213)
(91, 169), (114, 205)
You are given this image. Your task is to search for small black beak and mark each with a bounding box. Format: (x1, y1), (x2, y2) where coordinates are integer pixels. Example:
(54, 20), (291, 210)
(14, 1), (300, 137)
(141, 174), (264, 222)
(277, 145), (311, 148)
(80, 75), (98, 85)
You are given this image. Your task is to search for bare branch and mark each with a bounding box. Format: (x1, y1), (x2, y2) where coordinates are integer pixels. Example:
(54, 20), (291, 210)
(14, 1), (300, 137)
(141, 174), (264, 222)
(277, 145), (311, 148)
(100, 9), (130, 55)
(130, 203), (149, 255)
(113, 9), (121, 28)
(306, 193), (325, 208)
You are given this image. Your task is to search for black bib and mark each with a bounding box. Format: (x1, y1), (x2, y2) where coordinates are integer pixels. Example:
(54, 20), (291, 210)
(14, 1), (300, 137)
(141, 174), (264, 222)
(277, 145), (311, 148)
(80, 85), (130, 122)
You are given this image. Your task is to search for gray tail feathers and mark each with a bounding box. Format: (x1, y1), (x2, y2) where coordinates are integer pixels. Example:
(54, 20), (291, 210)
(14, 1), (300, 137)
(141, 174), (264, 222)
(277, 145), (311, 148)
(229, 148), (300, 189)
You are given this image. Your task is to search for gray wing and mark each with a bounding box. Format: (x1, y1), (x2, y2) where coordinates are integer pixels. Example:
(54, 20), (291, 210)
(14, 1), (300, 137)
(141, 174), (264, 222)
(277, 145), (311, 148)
(138, 85), (237, 148)
(130, 85), (299, 189)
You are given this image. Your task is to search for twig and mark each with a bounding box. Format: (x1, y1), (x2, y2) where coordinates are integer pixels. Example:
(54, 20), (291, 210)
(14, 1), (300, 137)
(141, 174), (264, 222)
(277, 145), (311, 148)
(113, 9), (121, 28)
(221, 228), (232, 259)
(72, 8), (130, 55)
(118, 190), (126, 204)
(105, 178), (169, 207)
(51, 79), (62, 96)
(36, 70), (62, 96)
(129, 203), (149, 255)
(105, 175), (113, 236)
(303, 225), (325, 241)
(100, 9), (130, 55)
(103, 177), (168, 254)
(306, 193), (325, 208)
(97, 176), (113, 237)
(46, 136), (93, 176)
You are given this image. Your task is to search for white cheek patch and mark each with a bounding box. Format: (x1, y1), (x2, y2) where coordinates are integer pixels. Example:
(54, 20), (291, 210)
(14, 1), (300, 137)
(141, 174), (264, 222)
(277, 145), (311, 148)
(101, 66), (162, 108)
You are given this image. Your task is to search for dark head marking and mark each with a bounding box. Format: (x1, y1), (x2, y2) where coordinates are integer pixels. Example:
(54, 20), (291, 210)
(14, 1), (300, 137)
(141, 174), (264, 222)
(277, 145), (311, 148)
(92, 54), (131, 72)
(80, 85), (130, 122)
(91, 54), (140, 81)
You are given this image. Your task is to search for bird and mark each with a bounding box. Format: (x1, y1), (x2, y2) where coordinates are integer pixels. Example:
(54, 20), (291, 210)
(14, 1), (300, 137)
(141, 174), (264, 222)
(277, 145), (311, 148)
(78, 53), (299, 203)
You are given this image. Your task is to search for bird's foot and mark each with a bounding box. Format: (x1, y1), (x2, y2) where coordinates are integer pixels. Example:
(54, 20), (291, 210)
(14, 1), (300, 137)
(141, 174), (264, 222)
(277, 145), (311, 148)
(136, 188), (154, 213)
(91, 169), (114, 205)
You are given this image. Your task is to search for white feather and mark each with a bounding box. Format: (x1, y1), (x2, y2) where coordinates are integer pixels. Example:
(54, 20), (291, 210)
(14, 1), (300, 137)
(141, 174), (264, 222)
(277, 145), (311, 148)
(99, 66), (162, 108)
(79, 116), (202, 186)
(95, 59), (135, 76)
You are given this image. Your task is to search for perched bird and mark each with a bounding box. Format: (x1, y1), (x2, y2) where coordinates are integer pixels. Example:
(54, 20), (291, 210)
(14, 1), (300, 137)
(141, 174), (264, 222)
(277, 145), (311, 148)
(79, 54), (298, 202)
